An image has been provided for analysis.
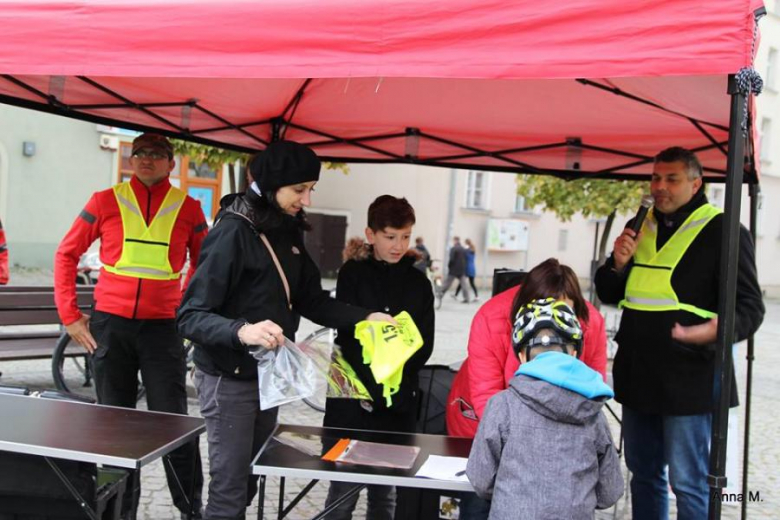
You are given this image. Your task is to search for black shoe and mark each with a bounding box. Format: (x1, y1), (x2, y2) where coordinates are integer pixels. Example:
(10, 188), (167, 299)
(180, 506), (204, 519)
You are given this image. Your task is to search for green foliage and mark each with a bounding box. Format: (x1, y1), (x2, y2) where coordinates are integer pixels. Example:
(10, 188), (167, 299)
(171, 140), (248, 170)
(515, 175), (646, 221)
(171, 139), (349, 174)
(324, 162), (350, 174)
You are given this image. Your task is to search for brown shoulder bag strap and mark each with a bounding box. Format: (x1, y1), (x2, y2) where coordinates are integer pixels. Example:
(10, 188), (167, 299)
(259, 233), (292, 310)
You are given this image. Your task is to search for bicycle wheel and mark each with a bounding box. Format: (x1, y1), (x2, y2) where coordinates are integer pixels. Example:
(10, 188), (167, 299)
(300, 327), (337, 413)
(51, 332), (93, 398)
(52, 332), (146, 402)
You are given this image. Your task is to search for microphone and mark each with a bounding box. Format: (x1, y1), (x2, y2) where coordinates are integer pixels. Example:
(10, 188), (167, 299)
(630, 195), (655, 235)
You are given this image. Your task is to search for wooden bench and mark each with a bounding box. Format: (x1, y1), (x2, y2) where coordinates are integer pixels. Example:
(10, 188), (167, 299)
(0, 286), (94, 362)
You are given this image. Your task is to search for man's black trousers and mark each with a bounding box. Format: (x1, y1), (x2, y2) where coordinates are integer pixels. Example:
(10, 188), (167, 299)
(90, 310), (203, 515)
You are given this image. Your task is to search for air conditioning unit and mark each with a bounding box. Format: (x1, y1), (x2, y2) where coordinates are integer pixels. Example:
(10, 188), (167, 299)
(99, 134), (119, 150)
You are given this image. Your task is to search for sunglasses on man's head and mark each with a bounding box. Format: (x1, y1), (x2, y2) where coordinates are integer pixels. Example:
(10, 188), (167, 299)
(132, 150), (169, 160)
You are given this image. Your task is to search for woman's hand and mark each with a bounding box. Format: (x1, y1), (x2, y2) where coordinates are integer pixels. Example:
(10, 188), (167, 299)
(238, 319), (285, 350)
(366, 312), (399, 326)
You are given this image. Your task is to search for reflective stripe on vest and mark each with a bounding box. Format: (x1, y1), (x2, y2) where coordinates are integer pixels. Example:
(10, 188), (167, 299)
(103, 182), (186, 280)
(620, 203), (721, 319)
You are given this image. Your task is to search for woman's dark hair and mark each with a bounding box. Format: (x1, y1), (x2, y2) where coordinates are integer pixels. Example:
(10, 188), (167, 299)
(367, 195), (416, 231)
(509, 258), (589, 323)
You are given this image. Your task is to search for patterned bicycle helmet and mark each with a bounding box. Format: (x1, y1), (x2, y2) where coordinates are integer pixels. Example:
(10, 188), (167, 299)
(511, 297), (583, 358)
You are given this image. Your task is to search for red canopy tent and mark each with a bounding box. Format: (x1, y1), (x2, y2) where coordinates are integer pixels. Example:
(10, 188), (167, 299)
(0, 0), (765, 180)
(0, 1), (767, 518)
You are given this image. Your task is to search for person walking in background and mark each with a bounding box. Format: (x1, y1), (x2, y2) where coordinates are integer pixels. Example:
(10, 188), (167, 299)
(595, 147), (764, 519)
(412, 236), (432, 273)
(323, 195), (435, 520)
(176, 141), (395, 520)
(456, 238), (479, 301)
(54, 133), (207, 518)
(0, 218), (8, 285)
(439, 236), (471, 303)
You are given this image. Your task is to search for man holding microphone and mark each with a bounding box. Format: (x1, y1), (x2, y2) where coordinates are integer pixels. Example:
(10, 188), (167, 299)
(595, 147), (764, 520)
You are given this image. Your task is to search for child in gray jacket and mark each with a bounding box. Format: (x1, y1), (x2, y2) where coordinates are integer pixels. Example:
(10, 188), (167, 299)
(466, 298), (623, 519)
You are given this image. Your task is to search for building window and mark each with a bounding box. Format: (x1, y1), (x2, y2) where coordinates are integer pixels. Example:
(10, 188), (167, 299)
(708, 185), (725, 209)
(767, 48), (778, 90)
(466, 171), (489, 209)
(760, 118), (772, 162)
(558, 229), (568, 251)
(514, 192), (530, 213)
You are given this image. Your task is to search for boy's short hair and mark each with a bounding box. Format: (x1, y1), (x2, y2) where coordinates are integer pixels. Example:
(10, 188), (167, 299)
(512, 298), (583, 360)
(367, 195), (416, 231)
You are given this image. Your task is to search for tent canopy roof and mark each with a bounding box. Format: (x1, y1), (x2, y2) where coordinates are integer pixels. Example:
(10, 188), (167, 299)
(0, 0), (764, 180)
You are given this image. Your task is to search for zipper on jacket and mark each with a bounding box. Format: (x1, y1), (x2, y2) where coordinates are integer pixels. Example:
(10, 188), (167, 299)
(132, 185), (154, 320)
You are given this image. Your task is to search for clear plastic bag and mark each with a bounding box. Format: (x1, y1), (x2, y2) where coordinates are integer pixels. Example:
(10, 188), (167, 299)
(296, 331), (372, 401)
(325, 349), (372, 400)
(253, 337), (319, 410)
(323, 438), (420, 469)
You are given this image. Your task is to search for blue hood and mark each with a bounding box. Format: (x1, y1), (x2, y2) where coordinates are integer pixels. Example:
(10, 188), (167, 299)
(516, 351), (613, 400)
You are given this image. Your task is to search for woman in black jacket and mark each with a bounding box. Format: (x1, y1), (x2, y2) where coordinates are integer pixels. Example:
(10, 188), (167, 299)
(177, 141), (393, 520)
(323, 195), (435, 520)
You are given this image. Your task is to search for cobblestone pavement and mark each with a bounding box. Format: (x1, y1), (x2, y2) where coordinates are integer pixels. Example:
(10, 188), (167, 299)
(1, 270), (777, 519)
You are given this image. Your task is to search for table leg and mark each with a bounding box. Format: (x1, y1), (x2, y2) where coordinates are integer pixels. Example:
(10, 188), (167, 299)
(126, 469), (141, 520)
(163, 452), (196, 520)
(310, 484), (366, 520)
(277, 476), (285, 520)
(258, 476), (266, 520)
(277, 479), (318, 520)
(43, 457), (99, 520)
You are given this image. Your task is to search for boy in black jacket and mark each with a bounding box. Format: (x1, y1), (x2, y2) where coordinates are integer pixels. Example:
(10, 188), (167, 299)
(323, 195), (435, 520)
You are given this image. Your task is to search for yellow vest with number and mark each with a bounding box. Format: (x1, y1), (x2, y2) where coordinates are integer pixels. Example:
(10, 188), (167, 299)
(103, 182), (186, 280)
(620, 203), (721, 319)
(354, 311), (424, 407)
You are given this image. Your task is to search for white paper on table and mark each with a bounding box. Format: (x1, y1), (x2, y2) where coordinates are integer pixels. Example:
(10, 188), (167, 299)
(414, 455), (469, 482)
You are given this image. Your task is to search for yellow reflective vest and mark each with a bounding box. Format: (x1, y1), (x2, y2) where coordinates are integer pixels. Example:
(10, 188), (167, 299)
(354, 311), (424, 407)
(620, 203), (721, 319)
(103, 182), (186, 280)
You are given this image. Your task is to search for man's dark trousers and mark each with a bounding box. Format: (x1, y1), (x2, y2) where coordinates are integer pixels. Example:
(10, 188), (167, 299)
(90, 310), (203, 516)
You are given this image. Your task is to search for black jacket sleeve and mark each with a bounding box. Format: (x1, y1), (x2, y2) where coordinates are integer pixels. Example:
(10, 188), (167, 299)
(725, 224), (764, 342)
(334, 262), (388, 407)
(594, 255), (631, 305)
(176, 221), (247, 350)
(402, 278), (435, 378)
(294, 241), (369, 329)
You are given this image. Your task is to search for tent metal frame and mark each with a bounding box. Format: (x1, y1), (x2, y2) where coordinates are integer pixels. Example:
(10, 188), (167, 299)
(0, 74), (756, 184)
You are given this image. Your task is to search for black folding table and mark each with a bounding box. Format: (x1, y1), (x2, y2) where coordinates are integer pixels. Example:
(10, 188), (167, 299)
(0, 393), (205, 519)
(252, 423), (474, 520)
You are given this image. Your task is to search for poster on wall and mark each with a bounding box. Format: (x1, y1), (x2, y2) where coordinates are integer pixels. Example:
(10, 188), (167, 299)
(487, 219), (529, 251)
(188, 186), (214, 223)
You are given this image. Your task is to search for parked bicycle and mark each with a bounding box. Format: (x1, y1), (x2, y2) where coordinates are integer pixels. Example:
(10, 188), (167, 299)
(299, 326), (338, 413)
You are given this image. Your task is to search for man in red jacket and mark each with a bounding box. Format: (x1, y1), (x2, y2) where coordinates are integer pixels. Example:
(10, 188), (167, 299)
(54, 133), (207, 519)
(0, 218), (8, 285)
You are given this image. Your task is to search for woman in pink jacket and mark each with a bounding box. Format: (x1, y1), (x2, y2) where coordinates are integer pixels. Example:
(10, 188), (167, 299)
(446, 258), (607, 439)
